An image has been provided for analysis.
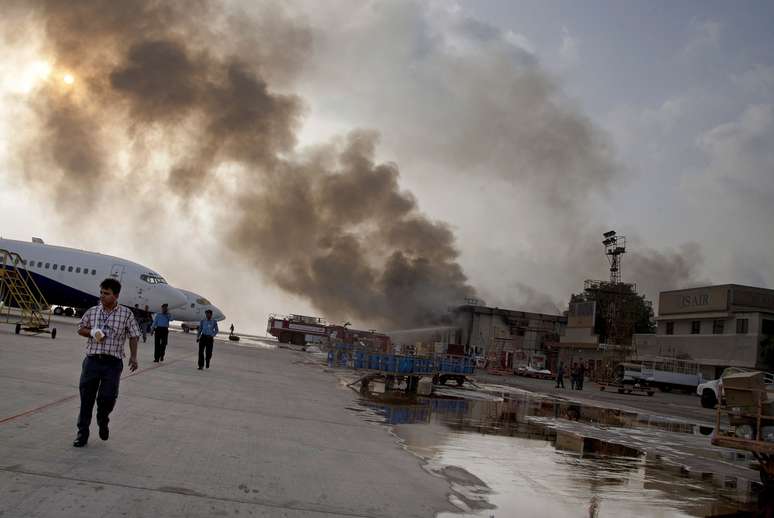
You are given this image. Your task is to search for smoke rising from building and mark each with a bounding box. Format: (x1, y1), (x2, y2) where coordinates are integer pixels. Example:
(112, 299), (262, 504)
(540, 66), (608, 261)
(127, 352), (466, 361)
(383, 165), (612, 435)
(5, 1), (707, 327)
(10, 0), (475, 327)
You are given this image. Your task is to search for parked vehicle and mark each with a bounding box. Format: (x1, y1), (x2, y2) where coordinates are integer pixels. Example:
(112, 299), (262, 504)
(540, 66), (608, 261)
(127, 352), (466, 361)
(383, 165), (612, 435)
(639, 357), (703, 393)
(697, 367), (774, 409)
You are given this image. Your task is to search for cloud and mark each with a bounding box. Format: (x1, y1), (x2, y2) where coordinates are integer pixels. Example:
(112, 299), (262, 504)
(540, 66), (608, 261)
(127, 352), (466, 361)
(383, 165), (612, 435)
(559, 26), (580, 68)
(732, 64), (774, 97)
(681, 17), (722, 57)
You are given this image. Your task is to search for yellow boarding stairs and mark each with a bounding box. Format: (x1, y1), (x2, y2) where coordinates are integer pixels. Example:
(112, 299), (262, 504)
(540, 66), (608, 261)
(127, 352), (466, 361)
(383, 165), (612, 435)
(0, 248), (56, 338)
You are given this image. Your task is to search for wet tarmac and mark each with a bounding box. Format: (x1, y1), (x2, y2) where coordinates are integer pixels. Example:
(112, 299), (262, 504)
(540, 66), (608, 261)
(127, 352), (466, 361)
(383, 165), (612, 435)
(351, 380), (774, 517)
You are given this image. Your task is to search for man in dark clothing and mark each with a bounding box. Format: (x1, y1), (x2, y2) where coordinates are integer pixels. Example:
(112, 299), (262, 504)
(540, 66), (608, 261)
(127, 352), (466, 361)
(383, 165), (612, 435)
(556, 363), (565, 389)
(151, 303), (172, 362)
(197, 309), (219, 370)
(74, 278), (140, 447)
(577, 363), (586, 390)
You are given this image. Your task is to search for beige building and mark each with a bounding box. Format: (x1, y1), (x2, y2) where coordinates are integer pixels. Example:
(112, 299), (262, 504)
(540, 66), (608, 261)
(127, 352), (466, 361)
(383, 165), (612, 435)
(634, 284), (774, 379)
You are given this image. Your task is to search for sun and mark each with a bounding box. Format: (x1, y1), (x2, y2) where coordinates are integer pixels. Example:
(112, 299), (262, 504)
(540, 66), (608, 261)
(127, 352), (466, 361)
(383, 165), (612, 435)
(63, 74), (75, 85)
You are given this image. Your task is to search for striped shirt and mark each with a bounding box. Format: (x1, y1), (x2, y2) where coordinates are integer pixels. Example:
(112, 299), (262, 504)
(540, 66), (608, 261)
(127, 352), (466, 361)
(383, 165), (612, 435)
(79, 304), (141, 359)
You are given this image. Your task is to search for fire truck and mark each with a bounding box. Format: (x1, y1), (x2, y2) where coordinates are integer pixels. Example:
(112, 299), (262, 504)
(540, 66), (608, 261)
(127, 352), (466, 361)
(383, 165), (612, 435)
(267, 314), (330, 345)
(267, 314), (391, 352)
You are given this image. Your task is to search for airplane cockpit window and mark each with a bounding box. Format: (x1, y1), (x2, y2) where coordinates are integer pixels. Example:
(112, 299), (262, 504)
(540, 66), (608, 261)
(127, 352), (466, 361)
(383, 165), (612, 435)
(140, 274), (168, 284)
(196, 298), (211, 305)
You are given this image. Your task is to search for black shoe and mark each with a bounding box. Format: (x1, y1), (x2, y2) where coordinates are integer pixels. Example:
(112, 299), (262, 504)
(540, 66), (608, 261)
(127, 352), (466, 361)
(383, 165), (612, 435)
(153, 359), (159, 363)
(160, 357), (164, 361)
(98, 424), (109, 441)
(73, 435), (88, 447)
(205, 364), (209, 369)
(198, 366), (203, 370)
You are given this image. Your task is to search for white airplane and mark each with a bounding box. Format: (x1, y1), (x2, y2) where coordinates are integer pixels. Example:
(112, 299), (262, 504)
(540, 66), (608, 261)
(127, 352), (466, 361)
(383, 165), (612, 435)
(0, 237), (187, 315)
(175, 288), (226, 332)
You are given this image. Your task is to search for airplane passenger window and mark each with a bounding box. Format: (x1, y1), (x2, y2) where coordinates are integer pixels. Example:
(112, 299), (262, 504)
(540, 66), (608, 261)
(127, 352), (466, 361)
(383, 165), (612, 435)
(191, 303), (196, 308)
(196, 298), (211, 305)
(91, 269), (96, 275)
(83, 268), (89, 275)
(76, 267), (81, 273)
(68, 266), (73, 272)
(37, 261), (42, 267)
(45, 263), (50, 268)
(52, 264), (58, 270)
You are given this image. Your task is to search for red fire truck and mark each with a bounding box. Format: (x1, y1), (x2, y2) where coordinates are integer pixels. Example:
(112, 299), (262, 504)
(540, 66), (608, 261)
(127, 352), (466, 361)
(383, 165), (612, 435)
(267, 314), (391, 352)
(267, 314), (330, 345)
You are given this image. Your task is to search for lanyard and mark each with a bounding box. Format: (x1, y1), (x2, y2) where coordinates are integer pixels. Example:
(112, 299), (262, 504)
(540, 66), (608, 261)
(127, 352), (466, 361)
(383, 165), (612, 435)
(98, 305), (118, 330)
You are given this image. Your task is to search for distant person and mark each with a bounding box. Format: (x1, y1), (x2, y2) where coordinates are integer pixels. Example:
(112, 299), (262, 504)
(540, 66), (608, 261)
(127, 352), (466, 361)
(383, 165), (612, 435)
(577, 363), (586, 391)
(571, 363), (578, 390)
(229, 323), (235, 336)
(197, 309), (219, 370)
(151, 303), (172, 362)
(556, 363), (565, 389)
(133, 304), (151, 343)
(73, 278), (140, 448)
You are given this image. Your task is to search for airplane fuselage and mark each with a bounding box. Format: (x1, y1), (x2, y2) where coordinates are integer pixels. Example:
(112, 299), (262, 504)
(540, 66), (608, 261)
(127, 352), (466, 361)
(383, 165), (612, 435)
(0, 238), (186, 313)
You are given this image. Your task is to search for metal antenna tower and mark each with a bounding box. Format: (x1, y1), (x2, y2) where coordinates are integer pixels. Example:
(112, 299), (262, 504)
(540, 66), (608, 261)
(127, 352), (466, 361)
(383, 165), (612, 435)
(602, 230), (626, 284)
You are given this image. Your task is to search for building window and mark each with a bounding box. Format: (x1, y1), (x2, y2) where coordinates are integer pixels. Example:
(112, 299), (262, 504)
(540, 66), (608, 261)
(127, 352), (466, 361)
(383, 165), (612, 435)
(691, 321), (701, 334)
(666, 322), (674, 335)
(736, 319), (749, 334)
(713, 320), (724, 334)
(763, 319), (774, 335)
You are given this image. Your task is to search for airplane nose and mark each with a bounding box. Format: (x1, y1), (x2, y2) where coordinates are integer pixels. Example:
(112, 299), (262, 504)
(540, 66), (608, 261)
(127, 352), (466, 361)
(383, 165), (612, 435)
(214, 308), (226, 321)
(162, 286), (188, 309)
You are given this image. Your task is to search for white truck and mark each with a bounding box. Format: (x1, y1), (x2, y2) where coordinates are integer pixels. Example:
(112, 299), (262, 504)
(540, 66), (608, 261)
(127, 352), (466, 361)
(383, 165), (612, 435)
(697, 367), (774, 408)
(638, 358), (704, 393)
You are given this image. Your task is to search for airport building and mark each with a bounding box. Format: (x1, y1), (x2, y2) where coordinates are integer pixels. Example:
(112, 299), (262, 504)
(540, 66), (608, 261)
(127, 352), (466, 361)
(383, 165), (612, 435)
(387, 304), (566, 371)
(633, 284), (774, 379)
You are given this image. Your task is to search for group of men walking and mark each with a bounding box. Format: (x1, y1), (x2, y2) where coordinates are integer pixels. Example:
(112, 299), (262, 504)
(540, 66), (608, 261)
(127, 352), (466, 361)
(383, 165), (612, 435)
(555, 362), (586, 390)
(73, 278), (222, 448)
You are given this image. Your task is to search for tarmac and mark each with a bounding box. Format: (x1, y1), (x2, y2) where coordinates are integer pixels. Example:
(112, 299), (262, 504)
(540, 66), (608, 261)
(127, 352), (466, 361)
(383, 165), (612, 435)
(0, 319), (454, 517)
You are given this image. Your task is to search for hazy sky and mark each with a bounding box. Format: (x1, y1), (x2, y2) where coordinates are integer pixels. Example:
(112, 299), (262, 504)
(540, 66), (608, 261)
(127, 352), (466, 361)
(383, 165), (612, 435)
(1, 1), (772, 333)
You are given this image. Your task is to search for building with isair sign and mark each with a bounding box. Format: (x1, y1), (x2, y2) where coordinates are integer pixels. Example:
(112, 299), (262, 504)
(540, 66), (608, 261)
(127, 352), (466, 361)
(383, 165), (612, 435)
(633, 284), (774, 379)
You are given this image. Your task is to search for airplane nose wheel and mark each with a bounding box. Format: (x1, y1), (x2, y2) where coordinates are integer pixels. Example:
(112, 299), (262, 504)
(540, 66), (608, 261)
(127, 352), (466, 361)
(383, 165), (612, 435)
(51, 328), (57, 339)
(15, 323), (21, 334)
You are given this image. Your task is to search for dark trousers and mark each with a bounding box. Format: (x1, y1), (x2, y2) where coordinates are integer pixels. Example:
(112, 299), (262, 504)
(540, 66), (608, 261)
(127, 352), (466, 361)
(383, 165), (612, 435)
(77, 355), (123, 438)
(198, 336), (214, 368)
(154, 327), (169, 361)
(556, 375), (564, 388)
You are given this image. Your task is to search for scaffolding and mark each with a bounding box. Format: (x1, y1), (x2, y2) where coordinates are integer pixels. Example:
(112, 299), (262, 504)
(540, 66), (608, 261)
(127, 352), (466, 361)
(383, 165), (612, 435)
(0, 248), (56, 338)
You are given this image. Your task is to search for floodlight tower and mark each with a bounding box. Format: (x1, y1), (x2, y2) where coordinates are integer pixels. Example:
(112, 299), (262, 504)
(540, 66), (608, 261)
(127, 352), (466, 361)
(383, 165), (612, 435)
(602, 230), (626, 284)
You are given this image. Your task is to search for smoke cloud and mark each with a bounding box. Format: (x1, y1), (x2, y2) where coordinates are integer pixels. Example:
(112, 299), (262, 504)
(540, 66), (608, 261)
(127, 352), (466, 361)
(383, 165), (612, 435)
(5, 1), (709, 328)
(10, 0), (473, 327)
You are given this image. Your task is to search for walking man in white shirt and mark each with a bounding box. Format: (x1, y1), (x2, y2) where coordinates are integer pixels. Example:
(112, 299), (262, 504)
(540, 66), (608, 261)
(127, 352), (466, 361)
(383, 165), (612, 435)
(73, 278), (140, 447)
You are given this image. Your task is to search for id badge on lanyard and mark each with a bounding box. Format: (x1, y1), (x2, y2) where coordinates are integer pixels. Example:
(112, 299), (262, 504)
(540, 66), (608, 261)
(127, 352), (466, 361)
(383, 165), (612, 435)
(98, 308), (115, 340)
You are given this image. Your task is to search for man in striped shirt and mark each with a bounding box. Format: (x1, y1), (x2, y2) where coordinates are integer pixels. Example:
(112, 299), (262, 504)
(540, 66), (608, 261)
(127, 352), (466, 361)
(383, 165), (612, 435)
(73, 278), (141, 448)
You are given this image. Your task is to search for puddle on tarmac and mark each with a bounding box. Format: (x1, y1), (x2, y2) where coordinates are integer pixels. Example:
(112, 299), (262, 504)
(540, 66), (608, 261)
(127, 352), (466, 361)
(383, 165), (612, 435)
(355, 385), (774, 517)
